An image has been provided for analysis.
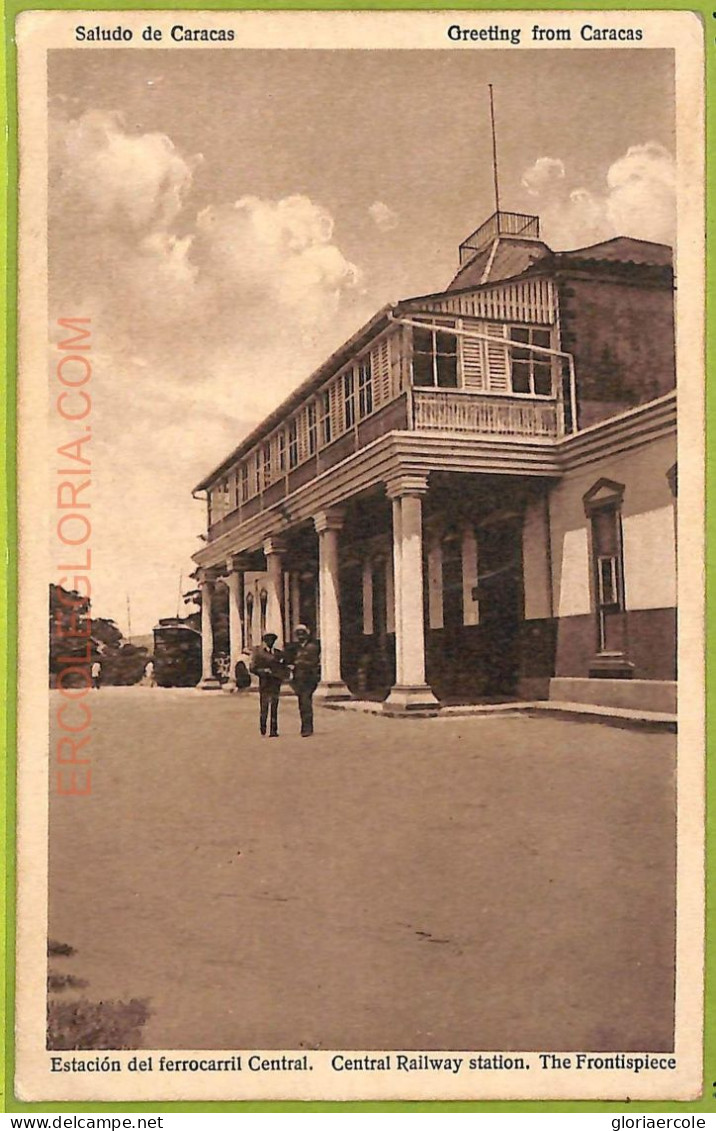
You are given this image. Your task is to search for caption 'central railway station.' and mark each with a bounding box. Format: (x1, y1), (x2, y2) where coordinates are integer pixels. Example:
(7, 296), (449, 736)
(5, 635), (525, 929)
(190, 207), (676, 715)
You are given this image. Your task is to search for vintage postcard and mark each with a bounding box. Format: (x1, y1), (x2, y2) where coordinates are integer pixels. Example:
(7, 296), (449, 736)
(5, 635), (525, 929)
(10, 6), (706, 1106)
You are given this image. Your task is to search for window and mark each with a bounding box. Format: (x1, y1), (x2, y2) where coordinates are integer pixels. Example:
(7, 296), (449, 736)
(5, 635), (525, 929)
(277, 430), (287, 473)
(343, 371), (356, 429)
(584, 480), (626, 655)
(319, 391), (332, 447)
(412, 323), (458, 389)
(211, 479), (229, 523)
(262, 444), (272, 488)
(288, 419), (299, 469)
(231, 468), (240, 511)
(307, 401), (317, 455)
(240, 462), (249, 503)
(441, 530), (464, 630)
(245, 592), (254, 650)
(357, 358), (373, 419)
(252, 452), (261, 496)
(259, 588), (268, 636)
(509, 326), (552, 396)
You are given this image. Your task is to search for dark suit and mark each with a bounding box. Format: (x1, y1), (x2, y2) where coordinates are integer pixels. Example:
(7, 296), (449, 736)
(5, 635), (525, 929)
(286, 640), (321, 736)
(249, 644), (287, 736)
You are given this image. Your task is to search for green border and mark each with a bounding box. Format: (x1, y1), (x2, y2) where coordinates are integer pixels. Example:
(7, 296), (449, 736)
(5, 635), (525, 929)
(2, 0), (712, 1113)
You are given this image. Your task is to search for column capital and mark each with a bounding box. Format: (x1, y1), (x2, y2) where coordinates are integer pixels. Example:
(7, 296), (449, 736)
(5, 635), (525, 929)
(263, 535), (286, 557)
(198, 567), (222, 586)
(313, 507), (345, 534)
(385, 473), (430, 500)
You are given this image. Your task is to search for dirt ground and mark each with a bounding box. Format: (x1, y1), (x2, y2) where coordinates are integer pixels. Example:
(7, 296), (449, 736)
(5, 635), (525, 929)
(48, 687), (676, 1052)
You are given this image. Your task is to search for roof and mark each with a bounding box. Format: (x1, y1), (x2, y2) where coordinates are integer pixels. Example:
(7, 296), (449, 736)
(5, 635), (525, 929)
(447, 236), (552, 290)
(545, 236), (673, 267)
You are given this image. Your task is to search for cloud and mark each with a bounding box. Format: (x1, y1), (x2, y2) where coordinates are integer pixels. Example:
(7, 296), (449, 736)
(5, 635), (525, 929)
(194, 195), (361, 331)
(605, 143), (675, 244)
(51, 110), (363, 376)
(521, 157), (565, 197)
(55, 109), (198, 232)
(520, 143), (675, 249)
(49, 110), (367, 631)
(368, 201), (399, 232)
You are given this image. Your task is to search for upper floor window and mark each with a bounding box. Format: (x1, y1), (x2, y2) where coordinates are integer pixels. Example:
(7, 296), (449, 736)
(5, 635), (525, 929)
(277, 430), (286, 473)
(240, 462), (249, 503)
(357, 359), (373, 419)
(412, 324), (458, 389)
(343, 371), (356, 430)
(253, 451), (261, 496)
(262, 444), (272, 488)
(319, 391), (332, 447)
(212, 479), (230, 522)
(307, 401), (317, 456)
(288, 419), (299, 470)
(509, 326), (552, 396)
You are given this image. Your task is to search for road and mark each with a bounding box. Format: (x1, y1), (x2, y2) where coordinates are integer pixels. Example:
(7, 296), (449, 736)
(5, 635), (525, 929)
(49, 687), (676, 1052)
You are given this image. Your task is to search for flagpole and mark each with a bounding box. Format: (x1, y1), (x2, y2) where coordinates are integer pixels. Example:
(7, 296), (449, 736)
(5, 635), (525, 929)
(488, 84), (501, 215)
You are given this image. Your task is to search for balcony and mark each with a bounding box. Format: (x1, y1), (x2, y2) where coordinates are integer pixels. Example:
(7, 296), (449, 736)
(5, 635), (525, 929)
(202, 312), (576, 542)
(412, 390), (562, 438)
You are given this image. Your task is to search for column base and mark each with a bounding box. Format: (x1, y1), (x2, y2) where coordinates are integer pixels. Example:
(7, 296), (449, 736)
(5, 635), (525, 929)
(588, 654), (635, 679)
(314, 680), (352, 702)
(383, 684), (440, 714)
(198, 676), (223, 690)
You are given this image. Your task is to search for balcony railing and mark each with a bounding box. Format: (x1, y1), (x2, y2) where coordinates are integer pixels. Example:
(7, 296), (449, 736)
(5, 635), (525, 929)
(458, 211), (541, 266)
(412, 390), (563, 438)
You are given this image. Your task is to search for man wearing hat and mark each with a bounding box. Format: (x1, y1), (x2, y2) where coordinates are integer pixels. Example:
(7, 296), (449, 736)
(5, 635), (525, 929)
(249, 632), (288, 737)
(286, 625), (321, 737)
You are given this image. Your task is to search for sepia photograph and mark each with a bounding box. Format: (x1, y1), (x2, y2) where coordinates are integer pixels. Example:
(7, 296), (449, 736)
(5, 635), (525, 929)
(14, 9), (704, 1103)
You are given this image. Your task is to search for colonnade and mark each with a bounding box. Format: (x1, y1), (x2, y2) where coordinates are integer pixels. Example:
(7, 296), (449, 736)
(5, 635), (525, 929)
(198, 477), (439, 711)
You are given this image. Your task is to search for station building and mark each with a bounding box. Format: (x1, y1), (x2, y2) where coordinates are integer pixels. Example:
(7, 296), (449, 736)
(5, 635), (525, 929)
(191, 210), (677, 713)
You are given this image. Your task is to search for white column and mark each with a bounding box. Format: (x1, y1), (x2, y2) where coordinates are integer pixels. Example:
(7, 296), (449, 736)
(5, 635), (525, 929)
(391, 498), (403, 684)
(384, 475), (438, 712)
(199, 575), (221, 690)
(263, 537), (285, 646)
(314, 509), (350, 700)
(224, 561), (244, 690)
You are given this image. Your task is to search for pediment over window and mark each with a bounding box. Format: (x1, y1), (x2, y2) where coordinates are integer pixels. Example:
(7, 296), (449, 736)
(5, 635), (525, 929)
(583, 478), (625, 515)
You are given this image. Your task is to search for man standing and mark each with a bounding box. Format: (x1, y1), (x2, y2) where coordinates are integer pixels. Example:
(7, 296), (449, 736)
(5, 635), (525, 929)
(249, 632), (287, 738)
(90, 658), (102, 690)
(287, 624), (321, 738)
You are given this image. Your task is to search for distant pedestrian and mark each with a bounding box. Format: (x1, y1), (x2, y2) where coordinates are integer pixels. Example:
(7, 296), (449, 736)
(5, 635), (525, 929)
(249, 633), (288, 737)
(91, 659), (102, 690)
(287, 625), (320, 737)
(143, 660), (156, 687)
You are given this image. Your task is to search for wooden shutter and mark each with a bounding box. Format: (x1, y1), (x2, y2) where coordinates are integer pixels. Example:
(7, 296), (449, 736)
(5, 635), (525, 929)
(461, 323), (485, 390)
(390, 329), (404, 396)
(297, 408), (309, 463)
(371, 338), (391, 407)
(483, 323), (510, 392)
(328, 379), (342, 438)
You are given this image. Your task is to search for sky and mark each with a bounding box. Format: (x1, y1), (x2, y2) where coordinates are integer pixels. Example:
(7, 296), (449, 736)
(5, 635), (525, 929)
(48, 48), (676, 634)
